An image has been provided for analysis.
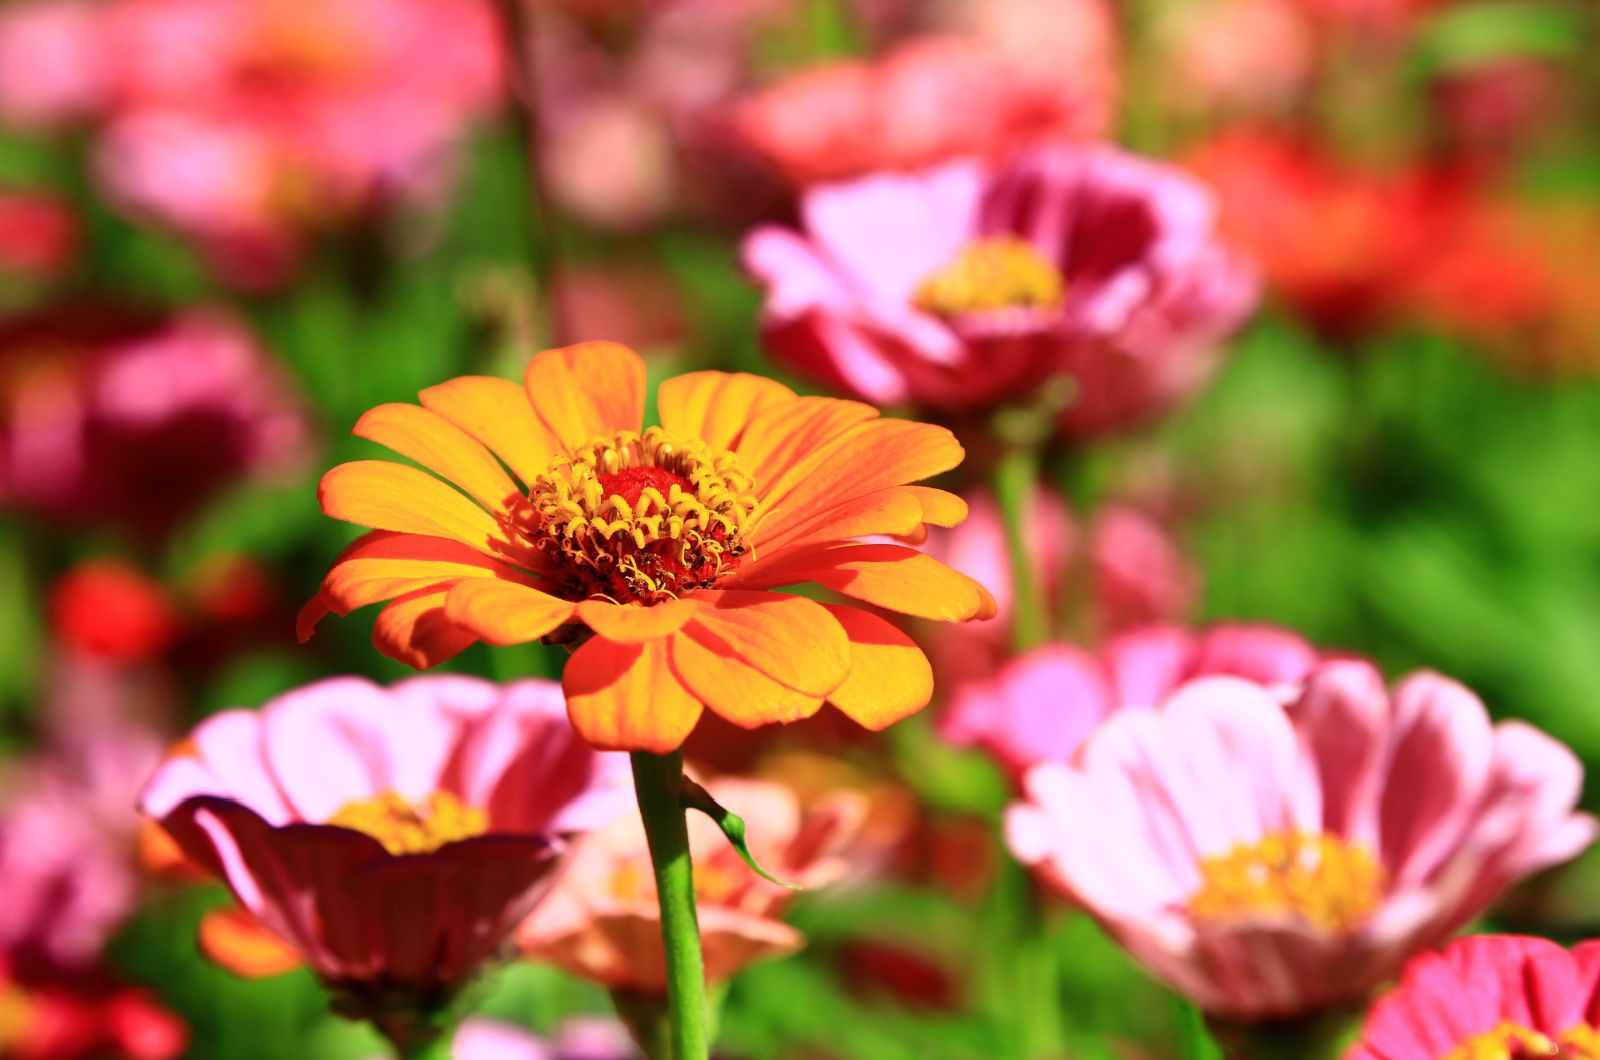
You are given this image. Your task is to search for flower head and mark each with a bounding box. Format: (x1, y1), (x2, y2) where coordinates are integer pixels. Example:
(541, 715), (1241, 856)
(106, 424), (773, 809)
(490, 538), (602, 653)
(300, 341), (994, 752)
(1005, 661), (1596, 1020)
(517, 776), (861, 991)
(1350, 935), (1600, 1059)
(139, 676), (633, 1007)
(743, 145), (1257, 432)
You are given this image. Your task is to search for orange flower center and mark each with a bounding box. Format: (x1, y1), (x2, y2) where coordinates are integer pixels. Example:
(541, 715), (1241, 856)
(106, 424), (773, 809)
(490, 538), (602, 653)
(1445, 1022), (1600, 1059)
(519, 426), (761, 607)
(326, 790), (487, 855)
(238, 0), (370, 87)
(0, 983), (33, 1050)
(913, 236), (1066, 316)
(1186, 831), (1384, 935)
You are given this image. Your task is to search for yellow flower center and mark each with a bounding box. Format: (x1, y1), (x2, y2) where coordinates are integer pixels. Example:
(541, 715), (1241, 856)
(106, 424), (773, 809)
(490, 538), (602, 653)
(326, 790), (487, 856)
(0, 983), (33, 1050)
(912, 236), (1066, 316)
(518, 426), (761, 607)
(1186, 831), (1384, 935)
(1442, 1021), (1600, 1059)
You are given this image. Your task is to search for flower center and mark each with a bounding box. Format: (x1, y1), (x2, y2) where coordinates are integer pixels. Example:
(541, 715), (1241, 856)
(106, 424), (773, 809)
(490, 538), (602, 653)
(1443, 1022), (1600, 1059)
(326, 790), (487, 856)
(0, 983), (33, 1050)
(239, 0), (370, 87)
(912, 236), (1066, 316)
(517, 426), (761, 607)
(1186, 831), (1384, 935)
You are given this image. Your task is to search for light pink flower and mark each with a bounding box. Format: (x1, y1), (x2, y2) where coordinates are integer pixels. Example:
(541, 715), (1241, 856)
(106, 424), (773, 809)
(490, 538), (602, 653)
(743, 145), (1257, 431)
(0, 0), (108, 128)
(518, 777), (861, 992)
(728, 35), (1107, 189)
(1349, 934), (1600, 1059)
(0, 307), (308, 543)
(1005, 661), (1596, 1020)
(941, 622), (1318, 780)
(1154, 0), (1314, 117)
(364, 1017), (637, 1060)
(140, 676), (633, 1001)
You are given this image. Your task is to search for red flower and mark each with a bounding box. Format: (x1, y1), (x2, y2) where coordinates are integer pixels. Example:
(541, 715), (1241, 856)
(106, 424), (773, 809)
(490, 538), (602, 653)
(48, 560), (177, 663)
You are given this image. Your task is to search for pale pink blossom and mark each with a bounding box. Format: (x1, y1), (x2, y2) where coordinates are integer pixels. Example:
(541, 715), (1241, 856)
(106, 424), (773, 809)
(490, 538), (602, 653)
(518, 777), (861, 992)
(0, 0), (108, 128)
(1155, 0), (1314, 117)
(365, 1017), (637, 1060)
(140, 676), (633, 999)
(941, 622), (1318, 780)
(744, 145), (1257, 431)
(1006, 661), (1596, 1020)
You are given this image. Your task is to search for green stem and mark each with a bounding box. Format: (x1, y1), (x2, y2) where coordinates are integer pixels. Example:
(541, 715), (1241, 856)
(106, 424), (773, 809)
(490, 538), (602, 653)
(993, 443), (1048, 654)
(630, 751), (710, 1060)
(377, 1018), (453, 1060)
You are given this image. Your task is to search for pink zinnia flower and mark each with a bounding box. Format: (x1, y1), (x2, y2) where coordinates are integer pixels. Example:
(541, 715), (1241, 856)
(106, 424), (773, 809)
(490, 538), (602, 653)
(0, 307), (307, 543)
(743, 145), (1257, 433)
(0, 190), (76, 278)
(364, 1017), (637, 1060)
(728, 35), (1108, 189)
(139, 676), (633, 1014)
(0, 0), (108, 128)
(1350, 934), (1600, 1059)
(941, 622), (1317, 780)
(1005, 661), (1596, 1020)
(518, 777), (861, 992)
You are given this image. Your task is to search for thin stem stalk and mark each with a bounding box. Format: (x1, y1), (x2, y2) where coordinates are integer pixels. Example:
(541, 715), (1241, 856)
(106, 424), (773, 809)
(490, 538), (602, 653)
(993, 442), (1048, 653)
(630, 751), (710, 1060)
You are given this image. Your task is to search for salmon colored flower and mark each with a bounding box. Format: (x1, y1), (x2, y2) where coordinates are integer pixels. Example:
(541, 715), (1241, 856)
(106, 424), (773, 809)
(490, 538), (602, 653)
(942, 622), (1318, 780)
(0, 190), (76, 279)
(517, 777), (861, 991)
(0, 956), (188, 1060)
(1005, 661), (1595, 1020)
(1350, 935), (1600, 1059)
(300, 341), (994, 753)
(48, 560), (178, 664)
(139, 676), (632, 1012)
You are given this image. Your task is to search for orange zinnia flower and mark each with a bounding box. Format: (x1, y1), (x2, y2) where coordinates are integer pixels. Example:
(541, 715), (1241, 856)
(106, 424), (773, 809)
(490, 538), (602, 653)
(300, 341), (994, 752)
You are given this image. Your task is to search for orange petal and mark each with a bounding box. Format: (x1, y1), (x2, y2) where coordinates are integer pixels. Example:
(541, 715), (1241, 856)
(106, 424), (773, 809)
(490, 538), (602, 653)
(657, 371), (796, 452)
(296, 593), (332, 643)
(443, 579), (576, 645)
(683, 590), (849, 697)
(904, 486), (968, 527)
(753, 419), (964, 541)
(354, 403), (521, 512)
(576, 598), (695, 642)
(373, 588), (478, 669)
(727, 543), (996, 622)
(670, 627), (824, 728)
(734, 395), (878, 490)
(821, 604), (933, 730)
(320, 461), (512, 559)
(524, 341), (645, 448)
(319, 531), (537, 614)
(563, 636), (702, 752)
(752, 487), (928, 553)
(419, 375), (557, 485)
(199, 907), (303, 979)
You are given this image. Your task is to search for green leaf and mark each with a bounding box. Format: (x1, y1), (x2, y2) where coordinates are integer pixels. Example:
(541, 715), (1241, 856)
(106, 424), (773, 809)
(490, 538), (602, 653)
(679, 778), (802, 891)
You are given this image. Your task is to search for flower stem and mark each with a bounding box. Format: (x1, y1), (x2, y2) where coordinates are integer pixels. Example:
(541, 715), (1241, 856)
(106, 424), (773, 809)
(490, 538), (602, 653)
(630, 750), (709, 1060)
(993, 442), (1048, 653)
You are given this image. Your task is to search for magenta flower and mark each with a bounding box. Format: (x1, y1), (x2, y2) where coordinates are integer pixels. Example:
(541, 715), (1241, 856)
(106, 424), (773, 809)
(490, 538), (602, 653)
(0, 307), (307, 543)
(365, 1018), (638, 1060)
(1005, 661), (1595, 1020)
(139, 676), (633, 1014)
(743, 144), (1257, 434)
(1350, 935), (1600, 1059)
(941, 622), (1317, 780)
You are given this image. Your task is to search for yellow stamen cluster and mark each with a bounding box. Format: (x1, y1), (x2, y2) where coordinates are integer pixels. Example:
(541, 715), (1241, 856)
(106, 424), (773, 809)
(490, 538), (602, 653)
(912, 236), (1067, 316)
(327, 790), (487, 856)
(1186, 831), (1384, 935)
(1444, 1022), (1573, 1059)
(520, 426), (761, 606)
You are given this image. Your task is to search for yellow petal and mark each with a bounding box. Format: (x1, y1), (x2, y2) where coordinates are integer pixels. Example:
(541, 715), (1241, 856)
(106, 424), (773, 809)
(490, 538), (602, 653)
(683, 590), (849, 697)
(319, 461), (512, 559)
(354, 403), (521, 512)
(670, 627), (825, 728)
(657, 371), (796, 452)
(525, 341), (645, 449)
(318, 531), (538, 613)
(752, 487), (928, 553)
(733, 395), (878, 490)
(576, 598), (696, 642)
(419, 375), (557, 485)
(821, 604), (933, 730)
(443, 579), (577, 645)
(728, 543), (996, 622)
(564, 636), (703, 752)
(904, 486), (968, 527)
(373, 589), (478, 669)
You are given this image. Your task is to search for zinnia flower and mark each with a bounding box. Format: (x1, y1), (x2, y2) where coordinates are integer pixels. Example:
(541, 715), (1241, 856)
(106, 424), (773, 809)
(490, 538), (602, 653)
(0, 956), (188, 1060)
(517, 776), (861, 991)
(1350, 934), (1600, 1059)
(942, 621), (1316, 780)
(48, 560), (178, 664)
(1005, 660), (1595, 1020)
(139, 675), (633, 1022)
(299, 340), (993, 753)
(0, 189), (76, 279)
(363, 1017), (638, 1060)
(742, 145), (1257, 433)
